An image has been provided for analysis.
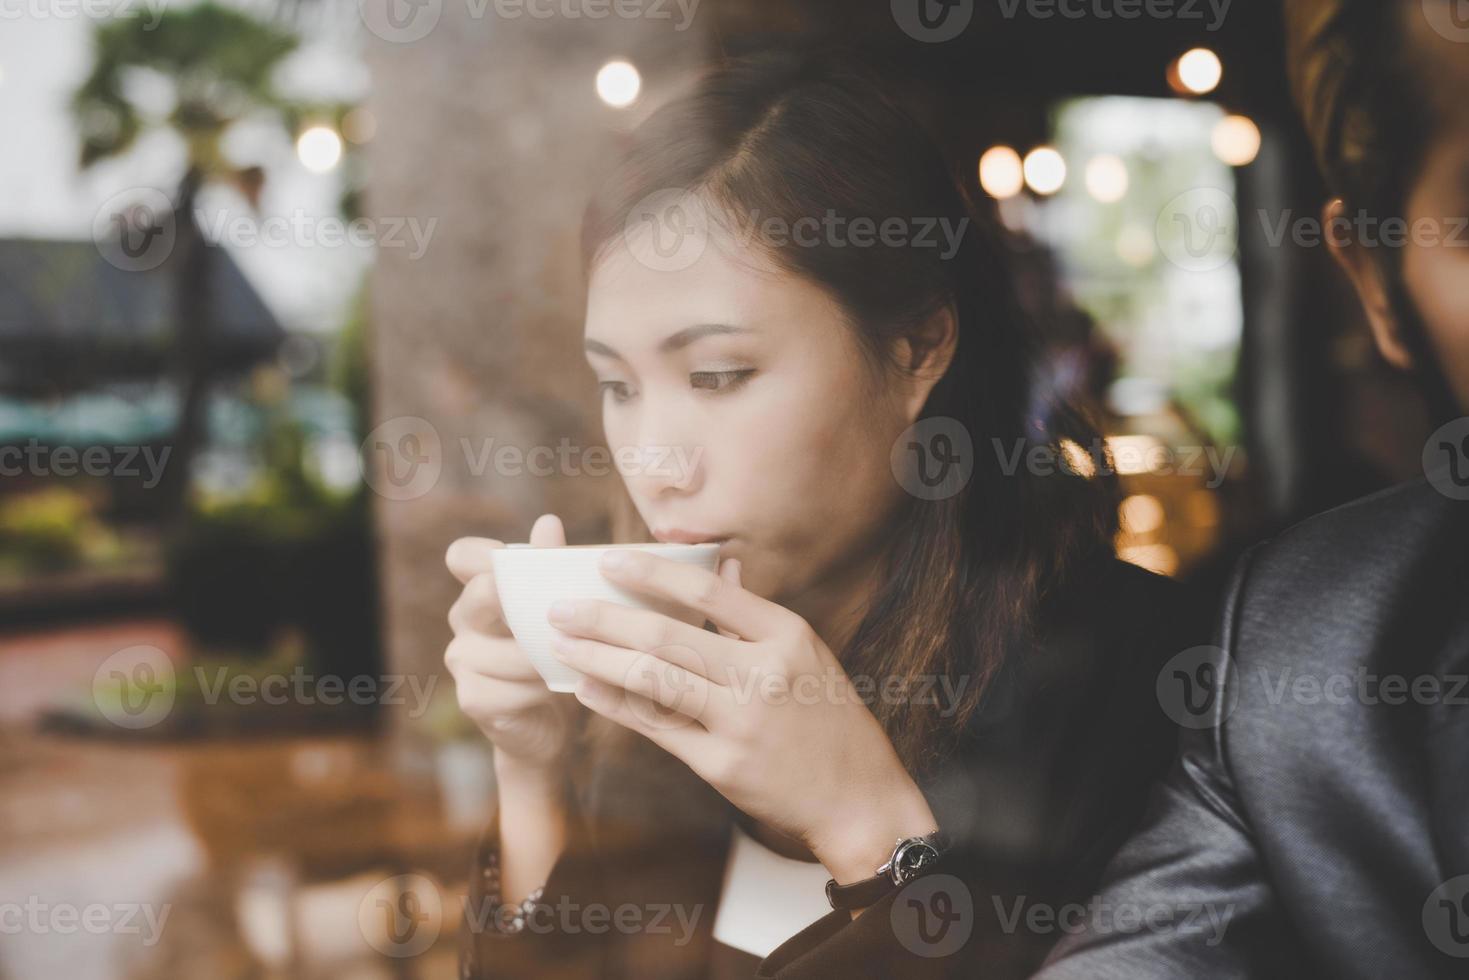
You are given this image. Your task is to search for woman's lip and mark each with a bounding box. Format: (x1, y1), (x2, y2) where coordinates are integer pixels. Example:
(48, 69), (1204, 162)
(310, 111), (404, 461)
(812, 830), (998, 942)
(652, 529), (731, 544)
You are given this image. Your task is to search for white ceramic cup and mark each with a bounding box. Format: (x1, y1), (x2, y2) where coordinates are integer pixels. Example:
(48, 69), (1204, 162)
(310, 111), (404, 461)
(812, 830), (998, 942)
(491, 542), (722, 692)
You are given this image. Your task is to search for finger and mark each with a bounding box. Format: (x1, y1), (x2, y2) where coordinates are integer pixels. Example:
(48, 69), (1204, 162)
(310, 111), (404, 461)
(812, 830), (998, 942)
(528, 513), (567, 548)
(548, 600), (741, 682)
(451, 670), (557, 716)
(448, 574), (511, 637)
(572, 676), (708, 761)
(598, 551), (792, 642)
(446, 537), (505, 585)
(715, 558), (741, 640)
(550, 631), (724, 725)
(448, 516), (565, 628)
(444, 633), (543, 684)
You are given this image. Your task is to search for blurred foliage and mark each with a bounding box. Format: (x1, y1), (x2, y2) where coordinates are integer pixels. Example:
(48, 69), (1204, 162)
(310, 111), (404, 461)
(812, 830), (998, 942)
(169, 432), (377, 678)
(73, 2), (362, 214)
(0, 487), (123, 573)
(1049, 96), (1243, 448)
(73, 3), (299, 171)
(331, 286), (372, 437)
(167, 322), (379, 679)
(47, 3), (383, 706)
(80, 630), (377, 739)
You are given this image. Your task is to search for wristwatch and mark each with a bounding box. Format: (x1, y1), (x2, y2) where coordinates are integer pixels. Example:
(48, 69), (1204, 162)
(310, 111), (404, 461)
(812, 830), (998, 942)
(824, 830), (951, 911)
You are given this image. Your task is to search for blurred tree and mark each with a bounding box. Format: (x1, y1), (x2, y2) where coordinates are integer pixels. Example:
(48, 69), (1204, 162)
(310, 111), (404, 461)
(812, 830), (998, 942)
(71, 4), (350, 518)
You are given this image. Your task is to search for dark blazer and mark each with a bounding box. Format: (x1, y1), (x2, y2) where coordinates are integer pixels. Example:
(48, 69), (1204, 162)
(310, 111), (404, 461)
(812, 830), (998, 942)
(459, 555), (1206, 979)
(1038, 479), (1469, 978)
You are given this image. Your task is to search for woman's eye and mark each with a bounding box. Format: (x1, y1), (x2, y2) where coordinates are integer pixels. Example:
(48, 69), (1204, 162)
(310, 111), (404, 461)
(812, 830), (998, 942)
(690, 369), (755, 393)
(599, 381), (633, 403)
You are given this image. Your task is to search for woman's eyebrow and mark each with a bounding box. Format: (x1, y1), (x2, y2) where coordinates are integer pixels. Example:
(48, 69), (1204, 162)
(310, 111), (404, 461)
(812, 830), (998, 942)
(583, 323), (752, 361)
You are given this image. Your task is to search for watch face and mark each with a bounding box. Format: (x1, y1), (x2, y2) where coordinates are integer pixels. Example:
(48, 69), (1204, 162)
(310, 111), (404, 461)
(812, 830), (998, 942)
(893, 840), (939, 882)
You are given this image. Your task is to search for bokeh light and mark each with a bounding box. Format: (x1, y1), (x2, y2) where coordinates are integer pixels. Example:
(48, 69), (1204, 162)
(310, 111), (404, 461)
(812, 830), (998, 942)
(1121, 494), (1166, 535)
(1116, 224), (1157, 267)
(1085, 154), (1129, 203)
(1023, 146), (1067, 196)
(1212, 114), (1261, 166)
(596, 60), (642, 108)
(978, 146), (1025, 199)
(342, 107), (377, 144)
(1174, 48), (1223, 95)
(295, 125), (343, 173)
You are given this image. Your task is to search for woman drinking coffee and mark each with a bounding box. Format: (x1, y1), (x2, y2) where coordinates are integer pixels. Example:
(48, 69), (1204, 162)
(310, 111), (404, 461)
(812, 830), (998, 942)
(443, 47), (1203, 980)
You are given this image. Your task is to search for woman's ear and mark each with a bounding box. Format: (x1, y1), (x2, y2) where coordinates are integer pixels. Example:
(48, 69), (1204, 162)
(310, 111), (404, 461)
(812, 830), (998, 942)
(1324, 197), (1415, 371)
(898, 303), (959, 420)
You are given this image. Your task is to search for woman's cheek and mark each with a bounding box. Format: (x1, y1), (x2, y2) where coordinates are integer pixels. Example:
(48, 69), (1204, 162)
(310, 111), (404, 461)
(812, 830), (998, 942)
(1405, 239), (1469, 406)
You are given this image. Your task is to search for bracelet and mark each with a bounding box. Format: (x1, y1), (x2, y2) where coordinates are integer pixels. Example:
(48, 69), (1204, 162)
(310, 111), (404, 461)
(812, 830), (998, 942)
(480, 846), (547, 936)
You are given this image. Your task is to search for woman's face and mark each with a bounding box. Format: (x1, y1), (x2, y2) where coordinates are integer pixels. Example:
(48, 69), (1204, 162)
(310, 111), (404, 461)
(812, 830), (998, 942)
(583, 233), (918, 605)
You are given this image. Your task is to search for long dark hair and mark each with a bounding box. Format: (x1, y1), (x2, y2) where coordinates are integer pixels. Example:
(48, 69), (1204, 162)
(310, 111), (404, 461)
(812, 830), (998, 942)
(581, 48), (1118, 776)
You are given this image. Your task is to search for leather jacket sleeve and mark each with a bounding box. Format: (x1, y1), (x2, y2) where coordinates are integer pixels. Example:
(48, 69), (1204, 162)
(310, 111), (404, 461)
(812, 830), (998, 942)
(1034, 546), (1308, 979)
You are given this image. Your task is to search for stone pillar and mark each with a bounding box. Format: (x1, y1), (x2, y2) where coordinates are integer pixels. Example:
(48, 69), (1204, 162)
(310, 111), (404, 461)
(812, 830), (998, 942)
(360, 2), (711, 748)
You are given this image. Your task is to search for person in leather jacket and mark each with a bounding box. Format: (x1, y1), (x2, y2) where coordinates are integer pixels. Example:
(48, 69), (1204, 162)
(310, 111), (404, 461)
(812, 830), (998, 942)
(1037, 2), (1469, 976)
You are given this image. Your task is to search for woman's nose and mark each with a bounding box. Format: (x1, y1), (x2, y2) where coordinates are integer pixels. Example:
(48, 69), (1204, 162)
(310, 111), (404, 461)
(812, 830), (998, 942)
(619, 440), (704, 497)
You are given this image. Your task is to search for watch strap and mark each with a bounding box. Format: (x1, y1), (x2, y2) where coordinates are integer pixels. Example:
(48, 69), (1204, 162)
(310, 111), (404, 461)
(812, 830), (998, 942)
(824, 830), (949, 911)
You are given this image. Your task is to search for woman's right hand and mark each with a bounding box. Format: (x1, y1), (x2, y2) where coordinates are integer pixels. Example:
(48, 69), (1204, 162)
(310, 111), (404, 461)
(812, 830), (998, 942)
(445, 513), (581, 778)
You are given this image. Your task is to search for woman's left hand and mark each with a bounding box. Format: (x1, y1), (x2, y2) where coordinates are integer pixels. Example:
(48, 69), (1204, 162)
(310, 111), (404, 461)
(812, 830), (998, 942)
(545, 550), (939, 888)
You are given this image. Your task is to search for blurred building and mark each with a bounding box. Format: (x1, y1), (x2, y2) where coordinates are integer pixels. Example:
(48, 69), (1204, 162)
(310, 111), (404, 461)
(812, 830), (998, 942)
(0, 237), (282, 394)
